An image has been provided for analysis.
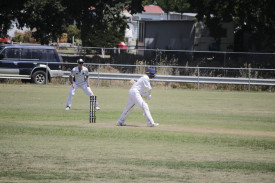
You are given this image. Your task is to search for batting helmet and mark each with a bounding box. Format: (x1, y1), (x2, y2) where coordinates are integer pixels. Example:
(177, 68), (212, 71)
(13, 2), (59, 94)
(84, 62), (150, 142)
(146, 68), (156, 78)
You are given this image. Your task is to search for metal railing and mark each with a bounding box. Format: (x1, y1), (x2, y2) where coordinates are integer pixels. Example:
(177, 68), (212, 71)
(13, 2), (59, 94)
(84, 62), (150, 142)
(1, 61), (275, 91)
(61, 63), (275, 91)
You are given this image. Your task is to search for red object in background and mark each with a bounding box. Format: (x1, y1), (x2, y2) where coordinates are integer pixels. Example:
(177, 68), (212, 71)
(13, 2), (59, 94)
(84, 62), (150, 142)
(118, 42), (128, 49)
(0, 37), (11, 43)
(143, 5), (164, 14)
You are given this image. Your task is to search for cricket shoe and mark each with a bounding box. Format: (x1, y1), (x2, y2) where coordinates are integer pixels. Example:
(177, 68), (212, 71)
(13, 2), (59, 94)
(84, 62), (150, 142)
(147, 122), (159, 127)
(116, 121), (126, 126)
(65, 106), (70, 110)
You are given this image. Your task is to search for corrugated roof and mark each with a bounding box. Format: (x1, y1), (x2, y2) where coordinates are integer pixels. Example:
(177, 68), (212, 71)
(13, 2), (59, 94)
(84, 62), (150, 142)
(143, 5), (164, 14)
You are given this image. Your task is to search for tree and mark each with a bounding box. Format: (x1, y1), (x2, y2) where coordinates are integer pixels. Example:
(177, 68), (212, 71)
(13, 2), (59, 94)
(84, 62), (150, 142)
(142, 0), (155, 6)
(126, 0), (144, 14)
(66, 25), (80, 43)
(1, 0), (144, 46)
(174, 0), (190, 19)
(188, 0), (275, 52)
(79, 1), (128, 47)
(62, 0), (125, 47)
(65, 0), (143, 47)
(20, 0), (67, 45)
(156, 0), (175, 19)
(0, 0), (26, 37)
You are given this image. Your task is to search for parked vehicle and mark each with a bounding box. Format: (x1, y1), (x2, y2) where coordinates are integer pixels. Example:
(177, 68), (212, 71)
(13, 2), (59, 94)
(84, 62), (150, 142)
(0, 45), (63, 84)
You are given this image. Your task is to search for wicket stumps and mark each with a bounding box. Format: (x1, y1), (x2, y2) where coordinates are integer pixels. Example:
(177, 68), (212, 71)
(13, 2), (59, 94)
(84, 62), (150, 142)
(90, 95), (97, 123)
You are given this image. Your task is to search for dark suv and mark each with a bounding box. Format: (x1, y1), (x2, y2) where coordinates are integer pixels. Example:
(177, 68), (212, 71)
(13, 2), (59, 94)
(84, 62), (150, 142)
(0, 44), (63, 84)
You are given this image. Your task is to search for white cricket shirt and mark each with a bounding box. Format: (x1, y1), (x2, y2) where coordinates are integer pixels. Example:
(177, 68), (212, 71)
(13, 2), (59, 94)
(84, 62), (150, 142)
(130, 75), (152, 93)
(70, 66), (89, 83)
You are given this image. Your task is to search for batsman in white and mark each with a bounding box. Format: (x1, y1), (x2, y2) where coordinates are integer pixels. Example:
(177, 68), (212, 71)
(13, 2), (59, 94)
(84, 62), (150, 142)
(117, 68), (159, 127)
(65, 59), (100, 110)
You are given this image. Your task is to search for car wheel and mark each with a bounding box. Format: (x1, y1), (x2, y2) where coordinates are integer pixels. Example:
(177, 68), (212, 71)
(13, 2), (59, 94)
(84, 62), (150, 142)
(32, 71), (47, 84)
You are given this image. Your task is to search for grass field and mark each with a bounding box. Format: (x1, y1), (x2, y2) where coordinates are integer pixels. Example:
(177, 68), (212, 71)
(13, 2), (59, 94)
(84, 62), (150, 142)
(0, 84), (275, 183)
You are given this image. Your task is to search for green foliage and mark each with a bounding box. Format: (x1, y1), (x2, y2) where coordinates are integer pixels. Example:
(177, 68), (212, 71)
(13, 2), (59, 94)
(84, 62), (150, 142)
(65, 25), (80, 43)
(156, 0), (175, 19)
(174, 0), (190, 14)
(78, 0), (128, 47)
(11, 31), (24, 42)
(11, 30), (34, 43)
(188, 0), (275, 52)
(63, 0), (143, 46)
(20, 0), (67, 45)
(1, 0), (143, 46)
(2, 0), (274, 52)
(84, 26), (125, 47)
(0, 0), (26, 36)
(142, 0), (155, 5)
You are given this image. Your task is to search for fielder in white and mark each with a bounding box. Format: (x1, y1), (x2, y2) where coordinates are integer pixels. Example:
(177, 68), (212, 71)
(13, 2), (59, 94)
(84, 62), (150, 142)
(65, 59), (100, 110)
(117, 68), (159, 127)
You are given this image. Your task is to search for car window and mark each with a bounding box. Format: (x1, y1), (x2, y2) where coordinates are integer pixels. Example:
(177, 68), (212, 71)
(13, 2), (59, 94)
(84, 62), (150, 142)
(2, 48), (20, 59)
(21, 49), (40, 60)
(31, 49), (40, 59)
(21, 49), (32, 59)
(1, 47), (58, 61)
(40, 49), (56, 61)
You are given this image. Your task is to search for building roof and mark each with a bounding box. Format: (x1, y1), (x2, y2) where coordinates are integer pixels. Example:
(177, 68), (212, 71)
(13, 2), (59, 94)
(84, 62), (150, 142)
(143, 5), (164, 14)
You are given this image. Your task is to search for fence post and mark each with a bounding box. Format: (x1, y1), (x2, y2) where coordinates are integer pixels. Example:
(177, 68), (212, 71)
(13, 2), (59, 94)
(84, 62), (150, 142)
(156, 49), (159, 65)
(197, 67), (200, 91)
(101, 48), (105, 58)
(46, 62), (48, 85)
(84, 47), (86, 62)
(223, 52), (226, 67)
(97, 64), (100, 88)
(248, 68), (251, 92)
(223, 52), (226, 77)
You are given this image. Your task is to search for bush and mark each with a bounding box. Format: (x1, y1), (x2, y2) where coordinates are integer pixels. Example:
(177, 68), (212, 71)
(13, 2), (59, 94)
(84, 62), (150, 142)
(12, 30), (36, 43)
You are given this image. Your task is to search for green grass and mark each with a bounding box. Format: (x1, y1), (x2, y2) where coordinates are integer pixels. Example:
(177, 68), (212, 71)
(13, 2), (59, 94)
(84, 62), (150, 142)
(0, 84), (275, 183)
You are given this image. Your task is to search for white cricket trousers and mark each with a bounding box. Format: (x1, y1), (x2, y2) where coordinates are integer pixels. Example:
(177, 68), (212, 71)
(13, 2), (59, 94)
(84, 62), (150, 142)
(66, 82), (93, 107)
(118, 89), (155, 124)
